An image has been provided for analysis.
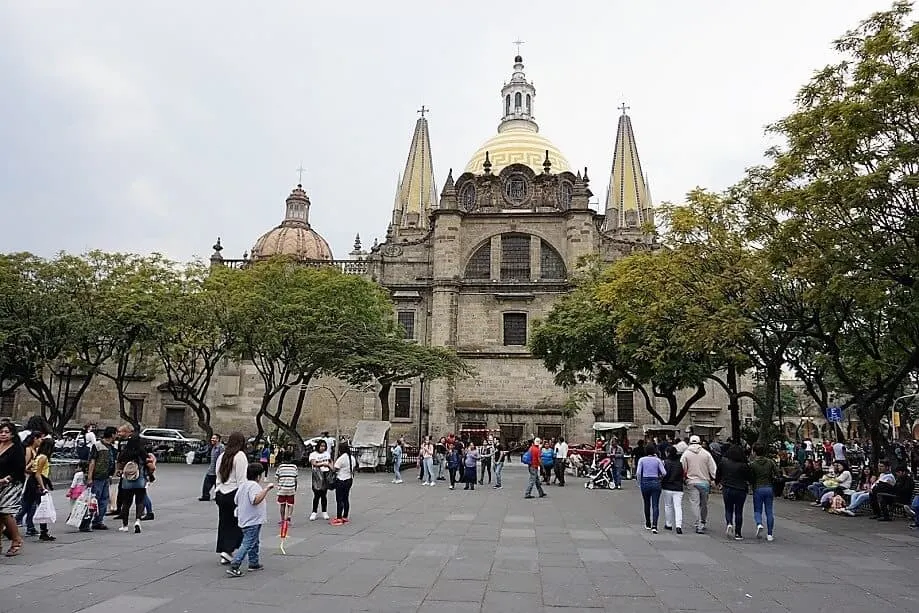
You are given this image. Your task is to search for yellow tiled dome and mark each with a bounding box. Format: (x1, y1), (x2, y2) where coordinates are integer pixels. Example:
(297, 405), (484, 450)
(464, 122), (570, 175)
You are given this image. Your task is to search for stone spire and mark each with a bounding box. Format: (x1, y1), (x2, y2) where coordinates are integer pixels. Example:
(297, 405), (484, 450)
(393, 108), (437, 230)
(602, 105), (654, 232)
(499, 54), (537, 133)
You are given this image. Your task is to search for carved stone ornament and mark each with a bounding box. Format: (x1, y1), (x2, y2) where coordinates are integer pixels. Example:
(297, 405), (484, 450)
(381, 243), (404, 257)
(502, 172), (531, 207)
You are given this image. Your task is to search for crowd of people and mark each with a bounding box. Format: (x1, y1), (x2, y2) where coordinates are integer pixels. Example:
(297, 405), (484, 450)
(0, 416), (159, 558)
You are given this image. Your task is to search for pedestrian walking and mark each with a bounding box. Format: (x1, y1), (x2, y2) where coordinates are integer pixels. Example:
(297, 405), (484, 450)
(493, 442), (506, 489)
(681, 435), (717, 533)
(86, 427), (116, 530)
(331, 443), (354, 525)
(114, 424), (150, 534)
(553, 437), (568, 486)
(636, 445), (666, 533)
(308, 440), (332, 521)
(717, 444), (753, 541)
(226, 463), (273, 577)
(661, 446), (684, 534)
(523, 438), (546, 499)
(215, 432), (248, 565)
(749, 443), (778, 541)
(391, 438), (404, 484)
(199, 434), (224, 502)
(274, 451), (298, 526)
(463, 443), (480, 490)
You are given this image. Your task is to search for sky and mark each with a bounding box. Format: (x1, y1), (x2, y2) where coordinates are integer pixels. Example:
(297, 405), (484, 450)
(0, 1), (902, 262)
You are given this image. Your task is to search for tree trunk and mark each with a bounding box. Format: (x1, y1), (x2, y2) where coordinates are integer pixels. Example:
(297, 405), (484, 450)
(378, 381), (392, 422)
(758, 364), (780, 444)
(727, 362), (741, 442)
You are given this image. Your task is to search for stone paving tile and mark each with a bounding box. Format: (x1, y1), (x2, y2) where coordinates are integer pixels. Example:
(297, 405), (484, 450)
(4, 465), (919, 613)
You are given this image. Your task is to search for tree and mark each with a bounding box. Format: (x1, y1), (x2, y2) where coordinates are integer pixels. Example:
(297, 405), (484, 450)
(153, 263), (236, 438)
(344, 331), (472, 422)
(227, 259), (396, 453)
(744, 2), (919, 461)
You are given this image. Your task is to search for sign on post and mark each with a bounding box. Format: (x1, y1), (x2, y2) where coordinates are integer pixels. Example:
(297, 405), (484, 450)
(827, 406), (843, 423)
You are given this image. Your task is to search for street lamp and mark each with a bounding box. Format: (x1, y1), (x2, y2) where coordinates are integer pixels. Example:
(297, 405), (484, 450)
(891, 392), (918, 441)
(416, 374), (426, 445)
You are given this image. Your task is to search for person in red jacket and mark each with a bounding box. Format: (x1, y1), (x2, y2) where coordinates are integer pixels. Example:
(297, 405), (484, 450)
(524, 438), (546, 499)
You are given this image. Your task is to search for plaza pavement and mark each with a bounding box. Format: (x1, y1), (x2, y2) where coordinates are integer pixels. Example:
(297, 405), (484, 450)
(0, 463), (917, 613)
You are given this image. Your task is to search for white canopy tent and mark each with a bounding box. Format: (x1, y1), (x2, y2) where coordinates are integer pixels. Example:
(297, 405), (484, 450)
(351, 420), (391, 468)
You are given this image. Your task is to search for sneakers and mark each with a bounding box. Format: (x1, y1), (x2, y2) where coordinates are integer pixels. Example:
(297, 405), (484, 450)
(726, 524), (735, 538)
(766, 535), (775, 542)
(226, 566), (242, 578)
(134, 521), (141, 534)
(755, 524), (764, 539)
(538, 493), (547, 498)
(330, 518), (345, 526)
(91, 524), (108, 530)
(676, 528), (683, 535)
(219, 552), (233, 565)
(651, 527), (658, 534)
(141, 513), (154, 521)
(734, 536), (744, 541)
(449, 485), (454, 490)
(695, 527), (705, 534)
(494, 485), (502, 489)
(248, 564), (264, 571)
(118, 526), (130, 532)
(645, 524), (652, 531)
(524, 495), (535, 499)
(841, 509), (855, 517)
(39, 533), (56, 542)
(393, 479), (403, 484)
(664, 525), (673, 531)
(321, 512), (330, 520)
(342, 518), (350, 523)
(198, 497), (210, 502)
(309, 512), (318, 521)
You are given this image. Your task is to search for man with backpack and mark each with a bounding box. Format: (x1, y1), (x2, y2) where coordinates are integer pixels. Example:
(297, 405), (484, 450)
(86, 426), (117, 531)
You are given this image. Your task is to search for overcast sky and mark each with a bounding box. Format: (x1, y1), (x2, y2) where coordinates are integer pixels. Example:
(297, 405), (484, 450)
(1, 1), (900, 262)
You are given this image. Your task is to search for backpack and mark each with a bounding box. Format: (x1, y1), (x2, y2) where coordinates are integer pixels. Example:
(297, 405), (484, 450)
(91, 442), (112, 479)
(76, 433), (90, 461)
(521, 450), (532, 465)
(122, 461), (140, 481)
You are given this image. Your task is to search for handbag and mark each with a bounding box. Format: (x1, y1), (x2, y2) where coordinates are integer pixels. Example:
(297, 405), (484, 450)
(311, 468), (327, 491)
(33, 493), (57, 524)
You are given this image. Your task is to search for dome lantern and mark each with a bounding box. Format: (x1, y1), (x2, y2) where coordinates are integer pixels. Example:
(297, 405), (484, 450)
(250, 182), (334, 262)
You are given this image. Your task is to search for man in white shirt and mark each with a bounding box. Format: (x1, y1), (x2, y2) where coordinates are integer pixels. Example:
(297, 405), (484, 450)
(832, 439), (846, 462)
(553, 437), (569, 486)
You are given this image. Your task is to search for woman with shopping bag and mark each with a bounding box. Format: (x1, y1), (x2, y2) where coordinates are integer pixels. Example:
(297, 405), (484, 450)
(28, 439), (57, 541)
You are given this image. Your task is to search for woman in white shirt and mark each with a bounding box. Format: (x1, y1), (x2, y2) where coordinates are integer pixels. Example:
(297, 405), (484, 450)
(214, 432), (248, 564)
(308, 440), (332, 521)
(331, 442), (355, 526)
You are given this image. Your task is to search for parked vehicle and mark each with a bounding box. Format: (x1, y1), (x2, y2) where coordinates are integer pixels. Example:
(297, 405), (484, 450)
(139, 428), (201, 451)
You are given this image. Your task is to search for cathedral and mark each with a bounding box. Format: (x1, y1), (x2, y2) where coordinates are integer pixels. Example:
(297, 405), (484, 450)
(3, 55), (747, 444)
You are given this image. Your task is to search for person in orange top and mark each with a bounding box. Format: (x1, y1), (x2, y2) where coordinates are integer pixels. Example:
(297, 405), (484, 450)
(524, 438), (546, 499)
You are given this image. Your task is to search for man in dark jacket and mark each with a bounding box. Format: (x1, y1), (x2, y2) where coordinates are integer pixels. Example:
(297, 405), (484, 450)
(875, 466), (915, 522)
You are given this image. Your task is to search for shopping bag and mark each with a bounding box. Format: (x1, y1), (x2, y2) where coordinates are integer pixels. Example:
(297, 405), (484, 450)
(33, 493), (57, 524)
(66, 491), (94, 529)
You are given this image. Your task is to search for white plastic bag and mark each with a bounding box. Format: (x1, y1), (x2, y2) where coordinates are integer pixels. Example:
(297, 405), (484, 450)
(33, 493), (57, 524)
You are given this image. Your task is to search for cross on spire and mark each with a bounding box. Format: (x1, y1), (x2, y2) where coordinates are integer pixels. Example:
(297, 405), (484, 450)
(417, 105), (429, 118)
(618, 102), (630, 115)
(513, 39), (525, 55)
(296, 163), (306, 185)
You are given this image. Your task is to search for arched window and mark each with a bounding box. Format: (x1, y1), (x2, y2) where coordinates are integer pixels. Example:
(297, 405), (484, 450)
(465, 243), (491, 279)
(514, 92), (522, 110)
(540, 240), (566, 279)
(505, 95), (511, 116)
(526, 94), (531, 114)
(501, 234), (530, 281)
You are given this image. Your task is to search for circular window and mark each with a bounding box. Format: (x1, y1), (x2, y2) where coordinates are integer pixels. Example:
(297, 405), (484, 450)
(502, 173), (531, 207)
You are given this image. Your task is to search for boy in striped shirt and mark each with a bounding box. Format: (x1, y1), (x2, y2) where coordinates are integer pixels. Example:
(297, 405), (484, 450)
(274, 452), (299, 525)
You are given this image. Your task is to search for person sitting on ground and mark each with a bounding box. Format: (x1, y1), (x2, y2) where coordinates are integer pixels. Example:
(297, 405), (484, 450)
(786, 459), (821, 499)
(814, 462), (852, 507)
(826, 487), (848, 514)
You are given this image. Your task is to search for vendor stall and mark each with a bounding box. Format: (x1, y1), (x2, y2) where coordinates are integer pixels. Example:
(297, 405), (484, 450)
(351, 420), (391, 470)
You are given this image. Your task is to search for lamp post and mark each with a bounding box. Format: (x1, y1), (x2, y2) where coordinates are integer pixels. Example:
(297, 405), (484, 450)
(416, 374), (426, 445)
(891, 392), (918, 441)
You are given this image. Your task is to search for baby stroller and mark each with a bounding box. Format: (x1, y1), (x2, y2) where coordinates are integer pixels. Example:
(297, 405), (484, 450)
(584, 457), (615, 490)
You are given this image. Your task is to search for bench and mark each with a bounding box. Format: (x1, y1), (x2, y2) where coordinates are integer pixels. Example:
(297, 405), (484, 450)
(876, 492), (913, 519)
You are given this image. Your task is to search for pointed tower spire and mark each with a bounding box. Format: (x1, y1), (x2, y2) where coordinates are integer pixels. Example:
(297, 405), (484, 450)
(499, 53), (537, 133)
(603, 104), (653, 232)
(394, 108), (437, 230)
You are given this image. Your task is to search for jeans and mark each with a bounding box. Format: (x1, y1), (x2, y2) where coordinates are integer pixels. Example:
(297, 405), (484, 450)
(911, 495), (919, 526)
(723, 486), (747, 536)
(422, 457), (435, 485)
(639, 478), (662, 528)
(448, 467), (457, 487)
(752, 485), (775, 535)
(201, 473), (217, 500)
(524, 466), (545, 497)
(335, 478), (353, 519)
(91, 479), (110, 526)
(494, 462), (504, 487)
(808, 483), (826, 499)
(687, 482), (711, 529)
(231, 525), (261, 568)
(393, 456), (402, 482)
(612, 461), (623, 487)
(846, 491), (869, 512)
(436, 454), (446, 479)
(480, 457), (491, 484)
(662, 489), (683, 529)
(144, 494), (153, 515)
